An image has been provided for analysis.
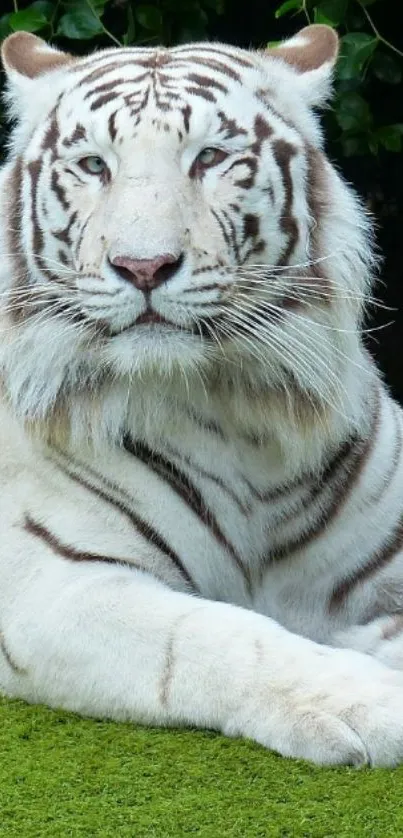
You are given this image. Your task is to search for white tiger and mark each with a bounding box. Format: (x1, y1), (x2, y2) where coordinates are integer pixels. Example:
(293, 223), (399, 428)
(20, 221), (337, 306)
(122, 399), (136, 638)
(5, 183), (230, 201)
(1, 24), (403, 767)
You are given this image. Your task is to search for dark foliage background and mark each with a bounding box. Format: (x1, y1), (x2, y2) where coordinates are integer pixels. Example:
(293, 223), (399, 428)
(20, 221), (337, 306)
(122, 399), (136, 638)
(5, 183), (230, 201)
(0, 0), (402, 399)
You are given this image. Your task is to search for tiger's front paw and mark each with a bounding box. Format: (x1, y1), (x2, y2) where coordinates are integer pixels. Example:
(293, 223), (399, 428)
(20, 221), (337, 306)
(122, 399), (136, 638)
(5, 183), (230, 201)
(224, 645), (403, 766)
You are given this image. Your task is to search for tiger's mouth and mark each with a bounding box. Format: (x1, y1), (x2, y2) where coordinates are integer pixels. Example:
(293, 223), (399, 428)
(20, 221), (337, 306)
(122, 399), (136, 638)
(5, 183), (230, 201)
(105, 306), (178, 336)
(134, 309), (172, 327)
(105, 305), (219, 339)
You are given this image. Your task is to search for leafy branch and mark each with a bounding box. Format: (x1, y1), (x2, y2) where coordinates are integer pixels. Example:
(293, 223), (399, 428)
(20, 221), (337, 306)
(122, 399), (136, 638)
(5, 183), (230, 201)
(275, 0), (403, 156)
(358, 1), (403, 60)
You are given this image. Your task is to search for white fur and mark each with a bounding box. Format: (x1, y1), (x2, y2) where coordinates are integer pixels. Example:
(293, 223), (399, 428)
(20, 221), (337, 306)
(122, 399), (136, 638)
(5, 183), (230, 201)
(1, 32), (403, 766)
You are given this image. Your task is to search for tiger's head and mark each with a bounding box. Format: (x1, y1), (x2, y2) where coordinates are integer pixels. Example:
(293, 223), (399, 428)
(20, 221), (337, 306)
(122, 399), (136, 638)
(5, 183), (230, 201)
(0, 27), (375, 444)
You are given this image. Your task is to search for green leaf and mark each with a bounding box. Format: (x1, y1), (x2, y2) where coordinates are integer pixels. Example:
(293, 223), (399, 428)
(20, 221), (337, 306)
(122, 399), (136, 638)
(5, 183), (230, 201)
(340, 135), (367, 156)
(203, 0), (225, 11)
(376, 124), (403, 152)
(175, 4), (208, 42)
(337, 32), (378, 81)
(314, 0), (347, 26)
(0, 13), (12, 40)
(212, 0), (225, 11)
(347, 10), (366, 29)
(27, 1), (54, 20)
(92, 0), (107, 12)
(9, 8), (48, 33)
(313, 9), (336, 26)
(275, 0), (302, 19)
(135, 4), (163, 32)
(57, 7), (104, 39)
(372, 51), (402, 85)
(335, 92), (372, 132)
(62, 0), (107, 12)
(123, 3), (136, 46)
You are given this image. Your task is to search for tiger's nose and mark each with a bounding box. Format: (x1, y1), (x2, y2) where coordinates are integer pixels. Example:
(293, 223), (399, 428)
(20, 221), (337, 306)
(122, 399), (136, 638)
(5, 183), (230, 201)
(109, 253), (183, 291)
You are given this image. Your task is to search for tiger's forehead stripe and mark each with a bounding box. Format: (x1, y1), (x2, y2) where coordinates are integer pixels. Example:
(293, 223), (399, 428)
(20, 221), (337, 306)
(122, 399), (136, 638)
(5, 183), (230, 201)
(29, 38), (314, 168)
(171, 56), (242, 82)
(68, 41), (256, 72)
(172, 43), (256, 68)
(51, 55), (299, 146)
(70, 46), (253, 92)
(44, 51), (259, 138)
(62, 123), (87, 147)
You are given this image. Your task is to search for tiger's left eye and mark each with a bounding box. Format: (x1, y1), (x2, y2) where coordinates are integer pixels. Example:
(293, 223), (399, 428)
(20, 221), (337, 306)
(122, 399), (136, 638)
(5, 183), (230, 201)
(78, 156), (107, 176)
(196, 147), (228, 168)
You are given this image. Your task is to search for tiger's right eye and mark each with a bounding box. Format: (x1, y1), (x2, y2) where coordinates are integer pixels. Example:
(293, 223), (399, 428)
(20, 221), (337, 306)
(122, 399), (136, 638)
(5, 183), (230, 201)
(78, 156), (107, 176)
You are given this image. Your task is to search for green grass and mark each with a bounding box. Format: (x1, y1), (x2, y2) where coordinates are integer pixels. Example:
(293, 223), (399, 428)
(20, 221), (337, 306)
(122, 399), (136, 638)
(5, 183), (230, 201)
(0, 698), (402, 837)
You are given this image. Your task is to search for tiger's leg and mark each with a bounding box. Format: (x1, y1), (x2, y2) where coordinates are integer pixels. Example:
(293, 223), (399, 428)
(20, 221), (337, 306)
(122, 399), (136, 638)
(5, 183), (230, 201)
(332, 616), (403, 672)
(3, 557), (403, 766)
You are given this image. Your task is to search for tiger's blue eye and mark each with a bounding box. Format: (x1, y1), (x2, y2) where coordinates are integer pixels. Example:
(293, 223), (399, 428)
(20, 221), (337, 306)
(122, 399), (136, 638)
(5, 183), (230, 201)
(78, 156), (107, 175)
(196, 148), (228, 168)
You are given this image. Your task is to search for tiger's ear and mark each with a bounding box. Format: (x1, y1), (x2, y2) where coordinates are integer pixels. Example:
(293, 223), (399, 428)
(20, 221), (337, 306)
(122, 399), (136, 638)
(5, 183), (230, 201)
(1, 32), (73, 80)
(268, 25), (339, 107)
(1, 33), (74, 125)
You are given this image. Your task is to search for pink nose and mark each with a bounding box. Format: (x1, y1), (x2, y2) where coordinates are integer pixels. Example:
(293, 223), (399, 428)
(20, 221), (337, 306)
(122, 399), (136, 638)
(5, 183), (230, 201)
(109, 253), (182, 291)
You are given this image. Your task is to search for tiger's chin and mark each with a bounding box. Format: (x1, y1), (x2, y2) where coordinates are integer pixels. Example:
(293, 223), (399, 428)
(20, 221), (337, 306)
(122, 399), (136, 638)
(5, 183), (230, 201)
(103, 322), (215, 379)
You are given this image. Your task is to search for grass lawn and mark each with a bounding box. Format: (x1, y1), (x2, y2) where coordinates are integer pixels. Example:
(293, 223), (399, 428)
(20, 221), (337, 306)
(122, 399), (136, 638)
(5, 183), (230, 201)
(0, 697), (402, 837)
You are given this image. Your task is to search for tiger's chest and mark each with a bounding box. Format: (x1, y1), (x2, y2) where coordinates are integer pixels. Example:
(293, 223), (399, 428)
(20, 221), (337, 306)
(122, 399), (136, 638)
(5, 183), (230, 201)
(67, 426), (284, 604)
(43, 420), (332, 623)
(0, 403), (365, 641)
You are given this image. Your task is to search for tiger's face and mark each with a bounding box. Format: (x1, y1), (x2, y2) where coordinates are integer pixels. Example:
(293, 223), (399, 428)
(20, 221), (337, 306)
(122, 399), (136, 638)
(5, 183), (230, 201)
(0, 28), (373, 430)
(20, 45), (308, 344)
